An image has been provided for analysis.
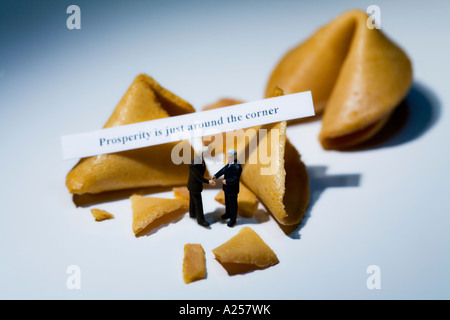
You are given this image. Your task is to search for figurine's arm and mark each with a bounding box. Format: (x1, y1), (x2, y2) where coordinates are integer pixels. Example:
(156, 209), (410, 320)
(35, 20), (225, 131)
(213, 166), (226, 180)
(190, 166), (209, 184)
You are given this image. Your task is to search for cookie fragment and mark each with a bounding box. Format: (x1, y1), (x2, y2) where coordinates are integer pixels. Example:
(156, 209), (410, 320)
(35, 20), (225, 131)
(130, 195), (189, 235)
(183, 244), (206, 284)
(212, 227), (279, 275)
(90, 208), (114, 221)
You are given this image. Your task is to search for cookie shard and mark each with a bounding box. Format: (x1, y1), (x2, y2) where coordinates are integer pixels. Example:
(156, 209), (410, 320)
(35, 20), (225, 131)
(66, 74), (195, 195)
(212, 227), (279, 273)
(214, 182), (258, 218)
(130, 195), (189, 235)
(266, 9), (412, 149)
(90, 208), (114, 221)
(183, 244), (206, 284)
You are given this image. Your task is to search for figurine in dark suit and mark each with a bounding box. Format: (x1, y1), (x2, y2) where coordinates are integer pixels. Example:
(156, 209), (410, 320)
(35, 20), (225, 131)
(187, 147), (215, 227)
(212, 149), (242, 227)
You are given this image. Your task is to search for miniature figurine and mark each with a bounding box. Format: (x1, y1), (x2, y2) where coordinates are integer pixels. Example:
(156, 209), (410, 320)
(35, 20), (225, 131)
(211, 149), (242, 227)
(187, 146), (215, 227)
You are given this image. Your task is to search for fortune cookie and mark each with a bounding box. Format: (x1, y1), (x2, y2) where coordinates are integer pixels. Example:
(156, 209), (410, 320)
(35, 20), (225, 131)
(266, 9), (413, 149)
(66, 74), (196, 195)
(239, 121), (309, 226)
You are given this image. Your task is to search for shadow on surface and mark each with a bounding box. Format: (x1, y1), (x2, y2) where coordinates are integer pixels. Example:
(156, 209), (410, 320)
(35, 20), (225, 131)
(72, 185), (181, 207)
(346, 82), (441, 151)
(284, 82), (439, 237)
(135, 207), (188, 237)
(216, 261), (275, 276)
(205, 208), (270, 226)
(287, 165), (361, 239)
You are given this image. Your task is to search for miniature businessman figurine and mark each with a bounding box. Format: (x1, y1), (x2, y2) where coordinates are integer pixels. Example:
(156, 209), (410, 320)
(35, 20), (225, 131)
(212, 149), (242, 227)
(187, 147), (215, 227)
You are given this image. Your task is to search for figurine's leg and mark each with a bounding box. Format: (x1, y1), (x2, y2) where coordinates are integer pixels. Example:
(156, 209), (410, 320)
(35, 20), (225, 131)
(192, 193), (209, 227)
(189, 192), (196, 218)
(227, 194), (238, 227)
(222, 193), (231, 219)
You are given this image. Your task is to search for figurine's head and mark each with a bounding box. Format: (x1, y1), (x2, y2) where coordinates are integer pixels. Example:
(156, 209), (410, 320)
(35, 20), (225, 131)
(193, 146), (209, 164)
(227, 149), (237, 163)
(200, 146), (209, 157)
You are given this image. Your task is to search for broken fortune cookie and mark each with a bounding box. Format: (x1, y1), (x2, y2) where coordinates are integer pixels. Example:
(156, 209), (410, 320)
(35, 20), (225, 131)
(201, 89), (309, 227)
(238, 121), (309, 226)
(66, 74), (196, 195)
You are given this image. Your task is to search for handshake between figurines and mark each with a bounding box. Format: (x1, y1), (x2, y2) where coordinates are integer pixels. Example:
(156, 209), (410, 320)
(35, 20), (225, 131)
(208, 176), (226, 186)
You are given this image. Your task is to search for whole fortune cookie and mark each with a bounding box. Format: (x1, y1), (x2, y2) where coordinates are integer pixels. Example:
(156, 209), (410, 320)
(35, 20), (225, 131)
(266, 9), (413, 150)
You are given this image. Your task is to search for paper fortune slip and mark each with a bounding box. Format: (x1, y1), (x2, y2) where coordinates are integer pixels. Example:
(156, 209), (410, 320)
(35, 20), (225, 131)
(61, 91), (315, 160)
